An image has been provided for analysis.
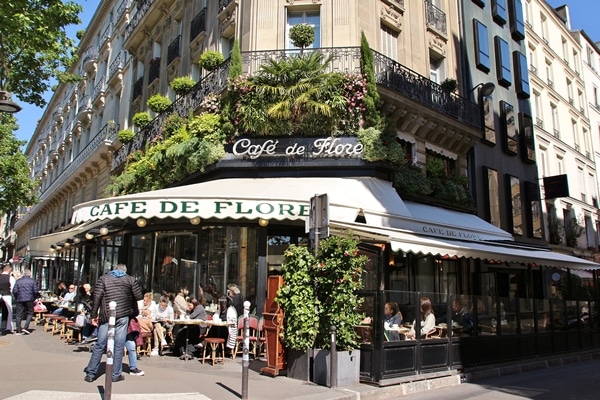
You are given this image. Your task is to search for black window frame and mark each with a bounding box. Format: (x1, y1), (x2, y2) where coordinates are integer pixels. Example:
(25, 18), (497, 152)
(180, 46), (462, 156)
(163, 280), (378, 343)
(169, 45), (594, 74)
(519, 112), (535, 163)
(509, 0), (525, 41)
(492, 0), (508, 25)
(474, 19), (491, 73)
(513, 51), (530, 98)
(495, 36), (512, 87)
(501, 100), (518, 155)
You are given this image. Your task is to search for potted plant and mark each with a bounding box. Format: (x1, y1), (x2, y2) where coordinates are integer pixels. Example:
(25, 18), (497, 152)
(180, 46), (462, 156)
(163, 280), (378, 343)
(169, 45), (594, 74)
(440, 78), (458, 93)
(199, 50), (225, 72)
(170, 76), (196, 96)
(117, 129), (135, 143)
(276, 236), (366, 386)
(147, 94), (172, 113)
(547, 213), (563, 244)
(132, 112), (152, 130)
(289, 23), (315, 53)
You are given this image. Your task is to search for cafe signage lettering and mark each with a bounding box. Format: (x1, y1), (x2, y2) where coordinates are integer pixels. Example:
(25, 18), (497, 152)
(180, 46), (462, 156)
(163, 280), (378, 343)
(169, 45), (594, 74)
(422, 226), (483, 240)
(88, 200), (310, 219)
(231, 137), (363, 160)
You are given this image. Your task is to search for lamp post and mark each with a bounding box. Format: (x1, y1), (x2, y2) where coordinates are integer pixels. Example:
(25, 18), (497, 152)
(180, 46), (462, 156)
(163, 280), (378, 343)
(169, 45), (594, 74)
(0, 91), (22, 114)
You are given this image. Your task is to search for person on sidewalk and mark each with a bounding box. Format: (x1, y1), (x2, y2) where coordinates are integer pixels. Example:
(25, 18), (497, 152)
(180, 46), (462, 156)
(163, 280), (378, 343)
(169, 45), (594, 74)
(84, 264), (143, 383)
(124, 316), (145, 376)
(150, 295), (174, 356)
(0, 264), (16, 334)
(12, 269), (40, 335)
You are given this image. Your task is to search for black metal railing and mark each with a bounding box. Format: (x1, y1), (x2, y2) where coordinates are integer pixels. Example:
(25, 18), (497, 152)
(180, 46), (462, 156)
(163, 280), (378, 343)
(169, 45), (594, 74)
(93, 77), (106, 101)
(81, 45), (99, 67)
(425, 0), (447, 34)
(114, 47), (480, 170)
(116, 0), (131, 22)
(148, 58), (160, 85)
(132, 76), (143, 100)
(125, 0), (154, 41)
(167, 35), (181, 65)
(109, 51), (125, 81)
(100, 22), (113, 46)
(219, 0), (234, 13)
(190, 7), (207, 43)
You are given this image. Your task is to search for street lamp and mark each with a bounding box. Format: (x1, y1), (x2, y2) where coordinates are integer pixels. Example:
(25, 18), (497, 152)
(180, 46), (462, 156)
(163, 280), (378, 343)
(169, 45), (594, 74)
(0, 91), (22, 113)
(470, 82), (496, 97)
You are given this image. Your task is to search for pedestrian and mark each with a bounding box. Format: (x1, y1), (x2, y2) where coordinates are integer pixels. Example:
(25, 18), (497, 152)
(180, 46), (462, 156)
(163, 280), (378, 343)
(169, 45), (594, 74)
(12, 269), (40, 335)
(0, 264), (16, 334)
(84, 264), (143, 383)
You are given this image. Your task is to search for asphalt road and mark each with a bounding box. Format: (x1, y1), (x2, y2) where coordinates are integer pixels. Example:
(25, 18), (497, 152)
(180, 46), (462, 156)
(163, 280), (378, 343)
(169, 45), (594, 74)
(408, 358), (600, 400)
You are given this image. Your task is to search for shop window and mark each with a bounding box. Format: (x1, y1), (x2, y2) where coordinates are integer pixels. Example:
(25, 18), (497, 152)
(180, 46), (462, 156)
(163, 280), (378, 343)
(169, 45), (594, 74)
(495, 36), (512, 87)
(513, 51), (530, 98)
(492, 0), (508, 25)
(509, 0), (525, 41)
(519, 112), (535, 163)
(474, 19), (491, 73)
(501, 101), (517, 155)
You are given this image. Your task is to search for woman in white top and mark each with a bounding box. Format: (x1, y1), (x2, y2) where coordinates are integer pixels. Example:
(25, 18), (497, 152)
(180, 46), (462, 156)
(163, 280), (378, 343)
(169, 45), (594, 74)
(406, 297), (436, 339)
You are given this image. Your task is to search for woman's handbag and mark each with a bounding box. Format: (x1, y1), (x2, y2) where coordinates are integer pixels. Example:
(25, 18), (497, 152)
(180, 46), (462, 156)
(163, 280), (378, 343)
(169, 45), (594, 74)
(75, 313), (88, 327)
(33, 300), (47, 313)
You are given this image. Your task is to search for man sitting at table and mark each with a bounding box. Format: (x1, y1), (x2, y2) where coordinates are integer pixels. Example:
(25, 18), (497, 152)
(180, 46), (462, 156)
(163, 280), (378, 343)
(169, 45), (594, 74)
(150, 295), (174, 356)
(53, 283), (76, 316)
(174, 298), (208, 359)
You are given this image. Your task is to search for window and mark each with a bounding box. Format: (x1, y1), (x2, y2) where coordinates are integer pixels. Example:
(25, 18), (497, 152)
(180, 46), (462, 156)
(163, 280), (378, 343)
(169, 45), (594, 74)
(572, 119), (580, 151)
(540, 13), (548, 42)
(562, 37), (569, 64)
(473, 0), (485, 7)
(508, 175), (523, 235)
(474, 20), (491, 72)
(380, 24), (399, 60)
(519, 112), (535, 163)
(573, 50), (580, 74)
(287, 10), (321, 50)
(495, 37), (512, 86)
(578, 168), (585, 202)
(545, 59), (553, 88)
(492, 0), (508, 25)
(483, 93), (496, 144)
(486, 167), (501, 227)
(501, 101), (517, 155)
(430, 54), (445, 84)
(509, 0), (525, 41)
(514, 51), (530, 98)
(551, 103), (559, 134)
(567, 79), (573, 104)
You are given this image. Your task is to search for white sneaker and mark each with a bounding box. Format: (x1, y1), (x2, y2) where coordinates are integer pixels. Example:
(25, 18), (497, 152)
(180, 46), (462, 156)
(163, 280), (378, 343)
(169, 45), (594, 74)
(160, 339), (167, 347)
(150, 349), (159, 356)
(129, 368), (145, 376)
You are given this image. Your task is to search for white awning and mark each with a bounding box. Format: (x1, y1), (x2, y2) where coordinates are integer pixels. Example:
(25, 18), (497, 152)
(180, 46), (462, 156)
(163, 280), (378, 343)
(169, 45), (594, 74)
(72, 177), (412, 228)
(28, 220), (104, 257)
(330, 221), (599, 271)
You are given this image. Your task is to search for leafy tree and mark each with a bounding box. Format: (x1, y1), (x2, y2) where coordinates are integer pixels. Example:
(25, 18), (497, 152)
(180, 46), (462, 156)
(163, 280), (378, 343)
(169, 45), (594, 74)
(289, 23), (315, 52)
(0, 115), (37, 212)
(0, 0), (82, 107)
(228, 39), (242, 79)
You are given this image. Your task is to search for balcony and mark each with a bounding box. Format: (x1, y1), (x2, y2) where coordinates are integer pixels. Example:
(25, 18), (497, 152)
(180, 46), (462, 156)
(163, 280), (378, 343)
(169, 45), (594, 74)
(529, 65), (537, 76)
(148, 57), (160, 86)
(535, 118), (543, 129)
(77, 95), (92, 125)
(113, 47), (481, 171)
(92, 77), (107, 109)
(115, 0), (131, 23)
(553, 129), (560, 139)
(190, 8), (207, 44)
(132, 76), (144, 101)
(425, 0), (446, 36)
(218, 0), (235, 14)
(82, 45), (99, 74)
(52, 108), (63, 123)
(100, 22), (113, 49)
(124, 0), (158, 50)
(167, 35), (181, 66)
(108, 50), (126, 89)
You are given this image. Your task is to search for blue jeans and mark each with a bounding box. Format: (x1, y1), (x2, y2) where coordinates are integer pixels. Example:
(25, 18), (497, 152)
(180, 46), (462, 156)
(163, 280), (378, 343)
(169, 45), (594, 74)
(85, 316), (129, 380)
(124, 339), (138, 370)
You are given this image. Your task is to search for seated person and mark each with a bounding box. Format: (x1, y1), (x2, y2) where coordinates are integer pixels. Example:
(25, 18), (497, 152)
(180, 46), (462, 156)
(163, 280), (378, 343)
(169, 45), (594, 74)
(452, 296), (474, 335)
(150, 295), (174, 356)
(173, 298), (208, 359)
(138, 292), (156, 315)
(362, 302), (403, 341)
(405, 297), (436, 340)
(52, 283), (76, 315)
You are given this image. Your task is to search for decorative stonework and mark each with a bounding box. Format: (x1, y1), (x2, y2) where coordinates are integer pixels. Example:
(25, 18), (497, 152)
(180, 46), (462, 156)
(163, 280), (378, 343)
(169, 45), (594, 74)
(381, 4), (402, 30)
(428, 36), (446, 56)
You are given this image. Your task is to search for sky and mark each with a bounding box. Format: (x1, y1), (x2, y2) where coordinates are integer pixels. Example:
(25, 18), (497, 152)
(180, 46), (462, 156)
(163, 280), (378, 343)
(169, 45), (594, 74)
(12, 0), (600, 144)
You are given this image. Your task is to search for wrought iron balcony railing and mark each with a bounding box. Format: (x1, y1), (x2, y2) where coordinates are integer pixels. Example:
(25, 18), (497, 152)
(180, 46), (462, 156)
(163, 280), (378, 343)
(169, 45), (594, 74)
(116, 0), (131, 22)
(219, 0), (234, 13)
(113, 47), (480, 170)
(125, 0), (154, 42)
(190, 8), (207, 43)
(148, 58), (160, 85)
(167, 35), (181, 65)
(425, 0), (447, 34)
(109, 51), (125, 81)
(132, 76), (144, 100)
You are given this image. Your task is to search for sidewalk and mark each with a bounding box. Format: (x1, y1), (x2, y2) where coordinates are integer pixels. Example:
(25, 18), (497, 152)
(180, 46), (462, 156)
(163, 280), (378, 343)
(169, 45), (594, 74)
(0, 327), (458, 400)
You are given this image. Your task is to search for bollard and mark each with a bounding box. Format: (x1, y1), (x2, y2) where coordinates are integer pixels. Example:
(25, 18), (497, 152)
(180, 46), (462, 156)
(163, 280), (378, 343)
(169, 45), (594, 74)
(242, 300), (251, 400)
(330, 325), (337, 388)
(104, 301), (117, 400)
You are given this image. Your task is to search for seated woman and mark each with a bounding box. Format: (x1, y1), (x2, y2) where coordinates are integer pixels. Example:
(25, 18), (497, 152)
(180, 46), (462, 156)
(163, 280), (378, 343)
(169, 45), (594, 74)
(405, 297), (436, 340)
(173, 298), (208, 359)
(150, 295), (174, 356)
(360, 302), (403, 341)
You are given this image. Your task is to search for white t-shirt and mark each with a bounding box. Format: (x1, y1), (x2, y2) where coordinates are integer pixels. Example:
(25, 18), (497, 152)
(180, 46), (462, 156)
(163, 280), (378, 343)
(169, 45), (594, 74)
(151, 303), (174, 321)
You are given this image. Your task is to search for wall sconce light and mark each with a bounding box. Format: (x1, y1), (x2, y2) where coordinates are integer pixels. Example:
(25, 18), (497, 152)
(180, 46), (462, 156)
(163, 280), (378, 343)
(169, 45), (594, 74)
(190, 216), (201, 225)
(73, 237), (81, 244)
(85, 232), (95, 240)
(50, 247), (55, 253)
(136, 218), (147, 228)
(258, 218), (269, 227)
(64, 241), (71, 248)
(99, 227), (109, 236)
(55, 245), (62, 251)
(471, 82), (496, 97)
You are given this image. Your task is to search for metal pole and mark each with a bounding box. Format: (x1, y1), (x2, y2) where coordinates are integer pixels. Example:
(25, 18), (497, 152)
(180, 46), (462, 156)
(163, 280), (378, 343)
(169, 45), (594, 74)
(242, 301), (250, 400)
(104, 301), (117, 400)
(330, 325), (337, 388)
